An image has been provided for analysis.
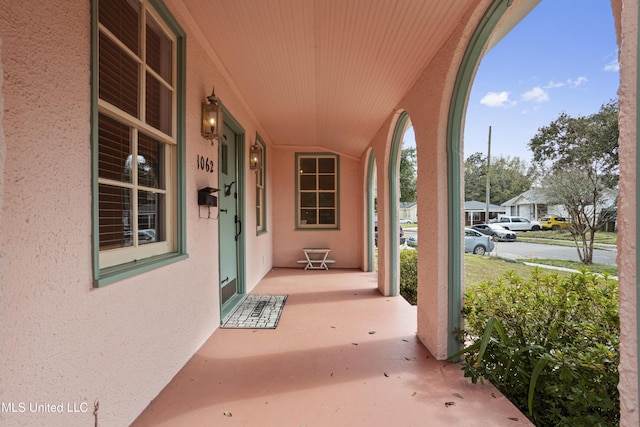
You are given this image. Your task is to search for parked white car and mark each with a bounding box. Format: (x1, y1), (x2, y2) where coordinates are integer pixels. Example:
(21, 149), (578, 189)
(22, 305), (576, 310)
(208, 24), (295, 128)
(494, 216), (541, 232)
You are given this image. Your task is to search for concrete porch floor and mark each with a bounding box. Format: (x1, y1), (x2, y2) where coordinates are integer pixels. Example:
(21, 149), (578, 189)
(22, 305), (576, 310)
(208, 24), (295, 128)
(133, 268), (532, 427)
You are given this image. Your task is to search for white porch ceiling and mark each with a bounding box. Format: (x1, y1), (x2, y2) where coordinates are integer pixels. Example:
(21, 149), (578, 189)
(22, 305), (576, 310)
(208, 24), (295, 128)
(182, 0), (474, 158)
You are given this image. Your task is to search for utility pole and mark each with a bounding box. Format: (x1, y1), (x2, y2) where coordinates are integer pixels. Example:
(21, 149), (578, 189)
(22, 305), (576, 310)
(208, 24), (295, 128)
(485, 126), (491, 224)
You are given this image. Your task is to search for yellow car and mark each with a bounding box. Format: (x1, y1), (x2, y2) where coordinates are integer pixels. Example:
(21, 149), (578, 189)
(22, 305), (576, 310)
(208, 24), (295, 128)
(540, 216), (571, 231)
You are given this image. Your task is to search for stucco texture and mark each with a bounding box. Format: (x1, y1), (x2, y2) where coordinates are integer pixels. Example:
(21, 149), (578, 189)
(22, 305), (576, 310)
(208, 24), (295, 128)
(271, 147), (363, 269)
(0, 1), (274, 425)
(615, 0), (639, 425)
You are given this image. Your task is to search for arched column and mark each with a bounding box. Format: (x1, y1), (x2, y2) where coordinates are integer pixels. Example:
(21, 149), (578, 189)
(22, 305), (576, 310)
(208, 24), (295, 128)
(364, 148), (376, 272)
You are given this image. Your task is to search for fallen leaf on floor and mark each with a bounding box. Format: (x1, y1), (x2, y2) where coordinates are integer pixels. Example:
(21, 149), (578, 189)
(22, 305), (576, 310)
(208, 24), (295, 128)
(412, 392), (417, 397)
(223, 411), (232, 417)
(384, 372), (389, 377)
(445, 402), (455, 407)
(352, 343), (358, 345)
(369, 331), (376, 335)
(331, 326), (336, 329)
(402, 339), (409, 342)
(491, 392), (497, 398)
(404, 357), (411, 361)
(330, 373), (333, 377)
(453, 393), (464, 399)
(508, 417), (519, 421)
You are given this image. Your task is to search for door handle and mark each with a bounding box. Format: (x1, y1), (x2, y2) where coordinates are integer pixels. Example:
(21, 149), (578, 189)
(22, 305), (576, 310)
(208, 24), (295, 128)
(235, 215), (242, 241)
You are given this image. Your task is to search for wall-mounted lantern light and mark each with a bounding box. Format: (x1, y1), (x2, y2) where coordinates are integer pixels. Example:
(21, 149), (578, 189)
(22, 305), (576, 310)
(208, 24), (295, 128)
(249, 142), (262, 171)
(201, 87), (224, 143)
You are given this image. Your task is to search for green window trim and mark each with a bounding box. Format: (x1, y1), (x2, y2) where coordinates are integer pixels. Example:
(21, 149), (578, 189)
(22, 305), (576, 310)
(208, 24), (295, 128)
(295, 152), (340, 230)
(255, 133), (268, 235)
(91, 0), (187, 287)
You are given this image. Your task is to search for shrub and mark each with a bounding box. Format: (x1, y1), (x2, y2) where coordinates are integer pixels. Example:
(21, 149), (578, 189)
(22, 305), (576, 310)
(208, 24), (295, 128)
(399, 249), (418, 305)
(452, 268), (619, 426)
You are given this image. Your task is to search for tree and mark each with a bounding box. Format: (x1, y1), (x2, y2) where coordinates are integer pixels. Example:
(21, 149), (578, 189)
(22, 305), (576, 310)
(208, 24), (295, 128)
(529, 100), (619, 264)
(543, 167), (616, 264)
(464, 153), (536, 205)
(400, 147), (416, 202)
(529, 99), (619, 187)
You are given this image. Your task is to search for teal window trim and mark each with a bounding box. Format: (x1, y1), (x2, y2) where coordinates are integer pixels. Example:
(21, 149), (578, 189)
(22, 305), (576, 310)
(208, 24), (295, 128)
(91, 0), (187, 287)
(256, 132), (268, 235)
(388, 112), (410, 296)
(295, 152), (340, 230)
(446, 0), (511, 356)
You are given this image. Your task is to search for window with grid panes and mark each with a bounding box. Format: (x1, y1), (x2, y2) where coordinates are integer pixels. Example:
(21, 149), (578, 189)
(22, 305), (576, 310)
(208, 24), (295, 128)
(255, 134), (267, 234)
(296, 154), (339, 229)
(95, 0), (184, 276)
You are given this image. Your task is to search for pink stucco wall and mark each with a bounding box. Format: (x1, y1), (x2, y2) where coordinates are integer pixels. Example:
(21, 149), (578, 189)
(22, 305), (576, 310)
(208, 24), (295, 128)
(0, 0), (638, 425)
(0, 1), (273, 425)
(369, 1), (492, 360)
(615, 0), (639, 425)
(271, 146), (363, 269)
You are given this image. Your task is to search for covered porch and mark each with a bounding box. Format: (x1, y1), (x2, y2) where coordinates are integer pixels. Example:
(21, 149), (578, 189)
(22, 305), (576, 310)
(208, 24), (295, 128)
(133, 269), (530, 426)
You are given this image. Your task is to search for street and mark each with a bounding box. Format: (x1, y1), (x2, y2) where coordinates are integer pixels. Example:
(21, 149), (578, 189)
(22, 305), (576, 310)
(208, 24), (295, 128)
(490, 240), (617, 266)
(402, 229), (617, 266)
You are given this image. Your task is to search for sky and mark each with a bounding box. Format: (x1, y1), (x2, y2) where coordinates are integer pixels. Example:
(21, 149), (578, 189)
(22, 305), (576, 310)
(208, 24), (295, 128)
(404, 0), (619, 163)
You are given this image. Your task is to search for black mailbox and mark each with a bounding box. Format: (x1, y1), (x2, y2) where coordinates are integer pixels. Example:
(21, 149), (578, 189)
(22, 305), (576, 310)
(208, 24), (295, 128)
(198, 187), (218, 207)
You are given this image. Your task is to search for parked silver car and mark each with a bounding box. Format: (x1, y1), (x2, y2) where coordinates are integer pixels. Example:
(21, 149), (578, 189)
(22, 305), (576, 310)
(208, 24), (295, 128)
(464, 228), (494, 255)
(472, 223), (516, 242)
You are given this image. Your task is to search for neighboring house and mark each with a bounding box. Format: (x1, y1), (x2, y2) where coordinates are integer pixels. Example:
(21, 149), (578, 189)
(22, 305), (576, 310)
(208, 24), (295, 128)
(502, 188), (618, 222)
(464, 200), (506, 225)
(0, 1), (637, 426)
(399, 201), (418, 223)
(501, 188), (566, 220)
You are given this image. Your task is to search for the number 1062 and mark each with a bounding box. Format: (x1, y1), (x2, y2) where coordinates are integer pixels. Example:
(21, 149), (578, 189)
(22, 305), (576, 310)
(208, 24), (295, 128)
(197, 155), (214, 173)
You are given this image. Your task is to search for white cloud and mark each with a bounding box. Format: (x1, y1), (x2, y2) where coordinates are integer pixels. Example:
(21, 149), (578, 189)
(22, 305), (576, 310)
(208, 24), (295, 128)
(568, 76), (588, 87)
(544, 80), (565, 89)
(521, 86), (549, 103)
(604, 59), (620, 72)
(480, 91), (512, 107)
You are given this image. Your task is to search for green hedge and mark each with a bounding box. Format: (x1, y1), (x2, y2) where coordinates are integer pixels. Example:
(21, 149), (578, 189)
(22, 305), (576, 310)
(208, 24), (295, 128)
(399, 249), (418, 305)
(453, 269), (619, 426)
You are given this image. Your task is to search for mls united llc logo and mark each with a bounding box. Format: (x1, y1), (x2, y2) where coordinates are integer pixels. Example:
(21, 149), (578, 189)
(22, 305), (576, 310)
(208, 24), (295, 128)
(1, 401), (89, 413)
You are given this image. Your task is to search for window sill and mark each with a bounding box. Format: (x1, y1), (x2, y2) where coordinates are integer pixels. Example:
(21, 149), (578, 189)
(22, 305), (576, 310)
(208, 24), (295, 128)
(94, 252), (188, 288)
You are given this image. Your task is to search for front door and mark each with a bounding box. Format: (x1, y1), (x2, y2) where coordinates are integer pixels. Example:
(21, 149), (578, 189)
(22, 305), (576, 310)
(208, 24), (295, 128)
(219, 124), (243, 320)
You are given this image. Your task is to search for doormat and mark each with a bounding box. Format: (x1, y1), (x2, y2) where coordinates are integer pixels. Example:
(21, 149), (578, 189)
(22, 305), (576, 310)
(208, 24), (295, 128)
(222, 294), (288, 329)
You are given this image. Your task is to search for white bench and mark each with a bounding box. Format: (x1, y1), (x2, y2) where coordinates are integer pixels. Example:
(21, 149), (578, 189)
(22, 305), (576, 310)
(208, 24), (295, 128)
(297, 248), (335, 270)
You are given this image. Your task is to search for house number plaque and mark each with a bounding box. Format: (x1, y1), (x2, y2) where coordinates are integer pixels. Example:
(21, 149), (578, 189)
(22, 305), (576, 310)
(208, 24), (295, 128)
(197, 155), (215, 173)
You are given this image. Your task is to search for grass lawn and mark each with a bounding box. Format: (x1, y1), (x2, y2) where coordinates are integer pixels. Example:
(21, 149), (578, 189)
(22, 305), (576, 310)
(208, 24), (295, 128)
(521, 230), (617, 245)
(464, 254), (574, 288)
(520, 257), (618, 276)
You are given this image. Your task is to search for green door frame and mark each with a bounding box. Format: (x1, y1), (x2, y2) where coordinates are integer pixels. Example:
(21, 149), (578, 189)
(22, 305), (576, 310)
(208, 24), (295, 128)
(219, 107), (247, 322)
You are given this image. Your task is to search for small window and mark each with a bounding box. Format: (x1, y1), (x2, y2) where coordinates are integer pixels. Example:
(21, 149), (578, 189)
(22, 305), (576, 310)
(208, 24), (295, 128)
(296, 153), (339, 229)
(255, 133), (267, 234)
